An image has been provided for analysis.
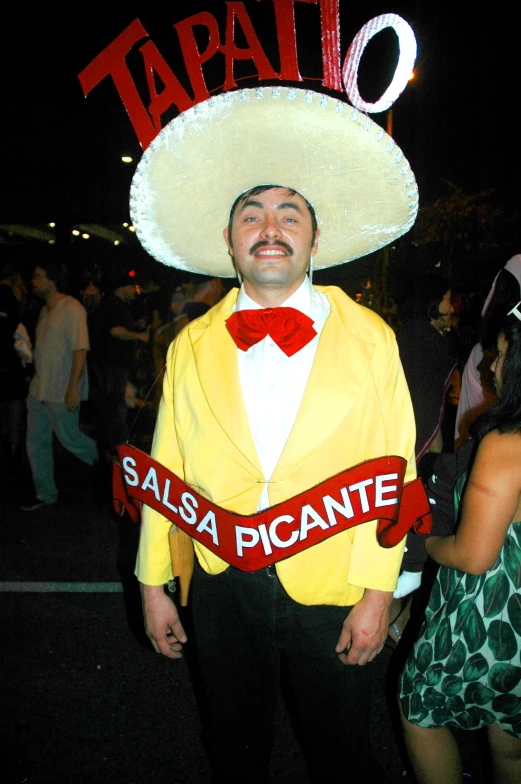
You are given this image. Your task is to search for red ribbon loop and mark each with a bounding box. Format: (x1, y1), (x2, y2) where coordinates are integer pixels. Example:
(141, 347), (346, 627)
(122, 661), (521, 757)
(225, 307), (318, 356)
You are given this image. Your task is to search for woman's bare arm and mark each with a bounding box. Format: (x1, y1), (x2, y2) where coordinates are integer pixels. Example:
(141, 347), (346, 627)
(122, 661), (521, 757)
(426, 430), (521, 574)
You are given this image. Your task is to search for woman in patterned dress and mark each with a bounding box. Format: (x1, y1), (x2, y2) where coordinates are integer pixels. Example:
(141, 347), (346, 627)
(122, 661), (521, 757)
(398, 301), (521, 784)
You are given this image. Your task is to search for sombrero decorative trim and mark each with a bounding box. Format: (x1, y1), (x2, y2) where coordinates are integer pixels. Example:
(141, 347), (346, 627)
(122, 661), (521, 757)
(130, 86), (418, 278)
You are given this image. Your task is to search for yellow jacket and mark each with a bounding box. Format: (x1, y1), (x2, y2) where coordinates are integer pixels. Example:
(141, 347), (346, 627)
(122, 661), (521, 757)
(135, 285), (416, 606)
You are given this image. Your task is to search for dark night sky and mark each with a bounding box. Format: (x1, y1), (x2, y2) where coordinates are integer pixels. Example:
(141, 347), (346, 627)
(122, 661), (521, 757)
(1, 2), (519, 289)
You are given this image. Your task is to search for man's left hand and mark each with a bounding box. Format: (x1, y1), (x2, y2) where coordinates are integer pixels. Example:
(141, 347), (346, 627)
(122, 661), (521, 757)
(335, 588), (393, 666)
(64, 385), (80, 412)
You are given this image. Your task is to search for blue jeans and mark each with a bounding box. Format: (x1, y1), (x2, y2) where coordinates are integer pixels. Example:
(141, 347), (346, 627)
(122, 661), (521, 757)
(26, 394), (98, 503)
(191, 562), (387, 784)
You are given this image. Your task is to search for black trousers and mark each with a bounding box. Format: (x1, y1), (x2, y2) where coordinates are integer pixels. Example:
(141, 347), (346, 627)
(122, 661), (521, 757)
(191, 562), (387, 784)
(90, 362), (129, 449)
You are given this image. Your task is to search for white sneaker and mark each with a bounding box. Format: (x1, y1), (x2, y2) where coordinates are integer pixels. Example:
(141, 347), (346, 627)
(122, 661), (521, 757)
(20, 497), (57, 512)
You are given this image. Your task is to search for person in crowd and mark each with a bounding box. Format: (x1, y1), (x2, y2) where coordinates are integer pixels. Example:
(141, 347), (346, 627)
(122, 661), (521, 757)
(186, 275), (225, 309)
(399, 300), (521, 784)
(21, 260), (98, 511)
(396, 273), (458, 464)
(130, 86), (422, 783)
(89, 268), (150, 457)
(0, 262), (30, 494)
(152, 296), (212, 406)
(455, 254), (521, 450)
(388, 275), (459, 642)
(79, 264), (104, 319)
(151, 279), (222, 400)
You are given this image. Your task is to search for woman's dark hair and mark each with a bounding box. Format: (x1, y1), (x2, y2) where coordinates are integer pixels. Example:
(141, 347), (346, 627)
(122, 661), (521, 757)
(472, 301), (521, 440)
(397, 273), (450, 321)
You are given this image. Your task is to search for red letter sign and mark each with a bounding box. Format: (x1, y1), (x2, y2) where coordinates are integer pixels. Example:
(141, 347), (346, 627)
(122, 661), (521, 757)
(78, 19), (157, 150)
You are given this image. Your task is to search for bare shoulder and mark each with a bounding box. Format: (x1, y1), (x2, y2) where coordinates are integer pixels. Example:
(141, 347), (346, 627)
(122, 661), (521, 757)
(475, 429), (521, 481)
(480, 428), (521, 451)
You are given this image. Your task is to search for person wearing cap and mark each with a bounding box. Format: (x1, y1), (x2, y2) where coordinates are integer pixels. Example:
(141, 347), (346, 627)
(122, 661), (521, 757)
(21, 259), (98, 511)
(89, 269), (150, 457)
(130, 88), (420, 782)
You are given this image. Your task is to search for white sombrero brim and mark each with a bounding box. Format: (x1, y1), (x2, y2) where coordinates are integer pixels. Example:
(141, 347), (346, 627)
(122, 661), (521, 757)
(130, 87), (418, 278)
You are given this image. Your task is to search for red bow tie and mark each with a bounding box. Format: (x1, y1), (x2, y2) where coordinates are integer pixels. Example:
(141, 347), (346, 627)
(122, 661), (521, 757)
(225, 307), (317, 357)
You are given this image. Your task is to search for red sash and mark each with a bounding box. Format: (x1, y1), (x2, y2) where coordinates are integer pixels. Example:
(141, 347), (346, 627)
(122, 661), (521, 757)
(113, 445), (432, 572)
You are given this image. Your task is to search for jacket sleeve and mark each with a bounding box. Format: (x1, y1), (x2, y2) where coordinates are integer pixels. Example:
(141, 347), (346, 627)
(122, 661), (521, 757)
(347, 332), (417, 592)
(134, 338), (185, 585)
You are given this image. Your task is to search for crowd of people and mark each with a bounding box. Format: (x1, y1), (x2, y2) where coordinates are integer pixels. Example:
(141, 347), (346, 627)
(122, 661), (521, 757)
(0, 256), (226, 502)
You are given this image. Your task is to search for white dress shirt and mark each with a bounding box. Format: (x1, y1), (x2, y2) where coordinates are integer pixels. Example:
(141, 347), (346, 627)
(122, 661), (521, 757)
(234, 276), (330, 510)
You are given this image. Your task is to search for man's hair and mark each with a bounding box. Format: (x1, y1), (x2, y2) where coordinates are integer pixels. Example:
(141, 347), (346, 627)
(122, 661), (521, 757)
(37, 260), (69, 293)
(182, 301), (211, 321)
(473, 301), (521, 439)
(110, 268), (140, 291)
(0, 262), (23, 282)
(188, 276), (220, 294)
(227, 185), (318, 246)
(398, 273), (450, 321)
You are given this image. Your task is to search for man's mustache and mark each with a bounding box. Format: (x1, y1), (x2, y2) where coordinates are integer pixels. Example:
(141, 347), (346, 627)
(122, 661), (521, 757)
(249, 240), (293, 256)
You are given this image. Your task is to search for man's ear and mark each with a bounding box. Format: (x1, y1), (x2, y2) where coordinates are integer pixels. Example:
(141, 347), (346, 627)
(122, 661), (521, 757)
(311, 227), (320, 257)
(223, 227), (234, 257)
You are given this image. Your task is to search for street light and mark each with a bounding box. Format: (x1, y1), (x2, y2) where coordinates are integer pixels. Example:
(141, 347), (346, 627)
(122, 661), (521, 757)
(378, 69), (416, 321)
(386, 70), (415, 138)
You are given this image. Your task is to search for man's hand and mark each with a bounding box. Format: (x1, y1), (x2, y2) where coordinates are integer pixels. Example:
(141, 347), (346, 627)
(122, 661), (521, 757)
(335, 589), (393, 666)
(64, 383), (80, 412)
(141, 583), (187, 659)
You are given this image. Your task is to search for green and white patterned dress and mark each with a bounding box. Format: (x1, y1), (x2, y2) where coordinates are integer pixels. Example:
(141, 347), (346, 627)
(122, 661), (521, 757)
(399, 473), (521, 738)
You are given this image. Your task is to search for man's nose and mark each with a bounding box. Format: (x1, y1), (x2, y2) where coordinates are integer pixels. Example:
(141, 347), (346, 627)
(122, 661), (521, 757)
(260, 215), (282, 239)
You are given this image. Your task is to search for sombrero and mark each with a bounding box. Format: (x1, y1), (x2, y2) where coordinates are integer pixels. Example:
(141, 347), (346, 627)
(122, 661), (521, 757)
(130, 86), (418, 277)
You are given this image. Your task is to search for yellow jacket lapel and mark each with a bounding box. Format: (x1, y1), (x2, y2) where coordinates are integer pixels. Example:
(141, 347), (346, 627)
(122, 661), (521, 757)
(188, 289), (262, 474)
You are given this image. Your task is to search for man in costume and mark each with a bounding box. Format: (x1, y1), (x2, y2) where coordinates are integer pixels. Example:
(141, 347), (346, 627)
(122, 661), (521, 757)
(130, 87), (420, 783)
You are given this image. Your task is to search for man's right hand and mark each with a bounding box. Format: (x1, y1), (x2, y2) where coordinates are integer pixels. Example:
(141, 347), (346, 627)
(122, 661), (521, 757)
(140, 583), (187, 659)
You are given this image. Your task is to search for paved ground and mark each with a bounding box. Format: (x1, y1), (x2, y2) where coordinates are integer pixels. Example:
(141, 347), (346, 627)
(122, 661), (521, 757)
(1, 406), (489, 783)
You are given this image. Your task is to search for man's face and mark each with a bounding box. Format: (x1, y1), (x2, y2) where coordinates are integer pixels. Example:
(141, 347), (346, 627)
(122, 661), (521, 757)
(223, 187), (319, 302)
(119, 284), (138, 302)
(32, 267), (53, 299)
(10, 275), (26, 302)
(170, 286), (187, 315)
(431, 289), (454, 333)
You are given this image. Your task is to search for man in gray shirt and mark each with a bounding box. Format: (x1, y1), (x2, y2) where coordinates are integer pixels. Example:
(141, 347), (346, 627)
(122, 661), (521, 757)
(21, 260), (98, 511)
